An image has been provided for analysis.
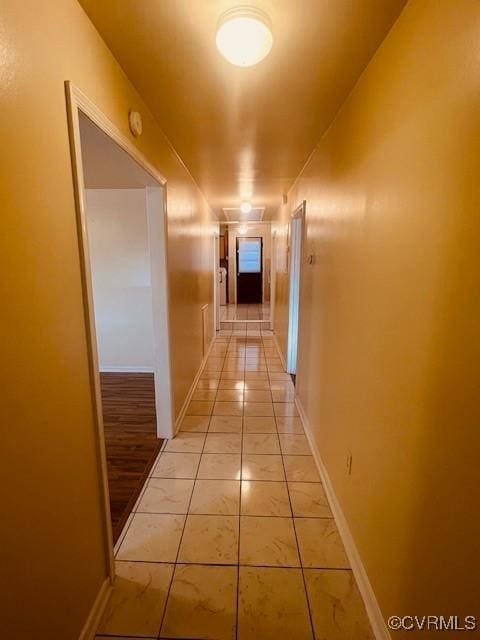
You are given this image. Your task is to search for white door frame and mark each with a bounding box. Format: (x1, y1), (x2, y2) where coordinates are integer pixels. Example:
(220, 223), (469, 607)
(286, 201), (306, 374)
(270, 230), (277, 331)
(65, 81), (175, 580)
(213, 231), (220, 332)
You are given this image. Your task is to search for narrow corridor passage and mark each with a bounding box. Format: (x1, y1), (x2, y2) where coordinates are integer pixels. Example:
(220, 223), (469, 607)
(95, 329), (373, 639)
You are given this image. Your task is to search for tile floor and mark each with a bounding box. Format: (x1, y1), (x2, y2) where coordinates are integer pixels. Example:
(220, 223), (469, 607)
(95, 330), (374, 640)
(220, 303), (270, 321)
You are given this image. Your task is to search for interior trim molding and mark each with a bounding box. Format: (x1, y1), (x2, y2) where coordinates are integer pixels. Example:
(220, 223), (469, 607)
(294, 395), (391, 640)
(273, 333), (287, 370)
(99, 366), (154, 373)
(174, 335), (216, 434)
(78, 577), (113, 640)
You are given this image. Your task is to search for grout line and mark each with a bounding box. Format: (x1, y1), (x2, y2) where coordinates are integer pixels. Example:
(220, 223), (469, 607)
(270, 335), (317, 640)
(235, 331), (246, 640)
(157, 343), (228, 638)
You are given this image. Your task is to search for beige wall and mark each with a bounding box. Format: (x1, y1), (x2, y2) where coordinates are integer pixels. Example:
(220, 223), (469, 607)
(0, 1), (214, 638)
(273, 0), (480, 631)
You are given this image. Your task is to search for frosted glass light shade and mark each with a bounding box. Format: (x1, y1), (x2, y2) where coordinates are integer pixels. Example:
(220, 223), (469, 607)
(216, 8), (273, 67)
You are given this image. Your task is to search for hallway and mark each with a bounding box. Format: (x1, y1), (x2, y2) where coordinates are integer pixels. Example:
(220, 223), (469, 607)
(3, 1), (480, 638)
(96, 331), (372, 639)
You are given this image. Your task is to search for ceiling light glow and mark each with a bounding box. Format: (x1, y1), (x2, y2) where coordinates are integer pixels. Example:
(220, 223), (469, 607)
(216, 7), (273, 68)
(238, 225), (248, 235)
(240, 201), (252, 214)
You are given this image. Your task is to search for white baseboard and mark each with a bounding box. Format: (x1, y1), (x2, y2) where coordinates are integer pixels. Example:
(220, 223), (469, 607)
(99, 366), (154, 373)
(294, 396), (390, 640)
(273, 333), (287, 370)
(174, 336), (216, 434)
(78, 577), (113, 640)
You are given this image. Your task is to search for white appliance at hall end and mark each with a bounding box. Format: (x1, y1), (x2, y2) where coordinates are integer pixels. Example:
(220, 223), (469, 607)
(219, 267), (227, 305)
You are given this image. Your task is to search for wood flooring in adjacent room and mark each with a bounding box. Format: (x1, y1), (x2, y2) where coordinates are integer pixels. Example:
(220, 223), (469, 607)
(100, 372), (162, 543)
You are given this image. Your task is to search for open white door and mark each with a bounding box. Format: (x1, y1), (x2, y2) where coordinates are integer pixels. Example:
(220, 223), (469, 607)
(286, 201), (306, 374)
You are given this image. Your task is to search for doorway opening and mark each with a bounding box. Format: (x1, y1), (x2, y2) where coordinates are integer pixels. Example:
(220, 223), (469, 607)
(218, 222), (272, 333)
(66, 84), (174, 554)
(236, 236), (263, 303)
(286, 201), (306, 374)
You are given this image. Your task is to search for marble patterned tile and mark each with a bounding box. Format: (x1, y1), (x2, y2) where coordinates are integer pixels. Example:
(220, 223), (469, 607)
(243, 433), (280, 454)
(238, 567), (313, 640)
(304, 569), (375, 639)
(161, 564), (237, 640)
(187, 400), (214, 416)
(267, 363), (284, 373)
(275, 416), (304, 434)
(243, 379), (271, 390)
(213, 401), (244, 416)
(268, 372), (292, 381)
(178, 515), (239, 564)
(243, 416), (277, 433)
(245, 363), (267, 372)
(97, 561), (173, 637)
(197, 453), (242, 480)
(279, 434), (311, 455)
(244, 389), (271, 402)
(240, 516), (300, 567)
(196, 378), (220, 390)
(151, 452), (200, 479)
(283, 456), (320, 482)
(221, 371), (245, 380)
(219, 378), (246, 390)
(295, 518), (350, 568)
(192, 389), (217, 401)
(164, 432), (206, 454)
(241, 481), (291, 517)
(244, 402), (274, 417)
(189, 479), (241, 515)
(137, 478), (194, 514)
(288, 482), (332, 517)
(273, 402), (299, 417)
(271, 388), (296, 402)
(245, 371), (269, 380)
(204, 432), (242, 454)
(179, 414), (210, 432)
(216, 389), (244, 402)
(117, 513), (185, 562)
(242, 454), (285, 481)
(209, 415), (243, 433)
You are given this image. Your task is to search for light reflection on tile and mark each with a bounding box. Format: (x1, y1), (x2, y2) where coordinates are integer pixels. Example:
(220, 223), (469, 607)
(242, 454), (285, 481)
(197, 453), (242, 480)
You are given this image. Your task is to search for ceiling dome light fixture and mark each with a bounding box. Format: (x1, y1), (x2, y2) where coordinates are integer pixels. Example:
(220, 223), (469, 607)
(240, 201), (253, 214)
(216, 7), (273, 68)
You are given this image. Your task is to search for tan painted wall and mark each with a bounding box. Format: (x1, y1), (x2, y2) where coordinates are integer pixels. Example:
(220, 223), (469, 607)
(0, 1), (214, 638)
(273, 0), (480, 630)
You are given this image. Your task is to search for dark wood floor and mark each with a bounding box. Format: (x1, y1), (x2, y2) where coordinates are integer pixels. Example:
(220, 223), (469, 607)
(100, 372), (163, 543)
